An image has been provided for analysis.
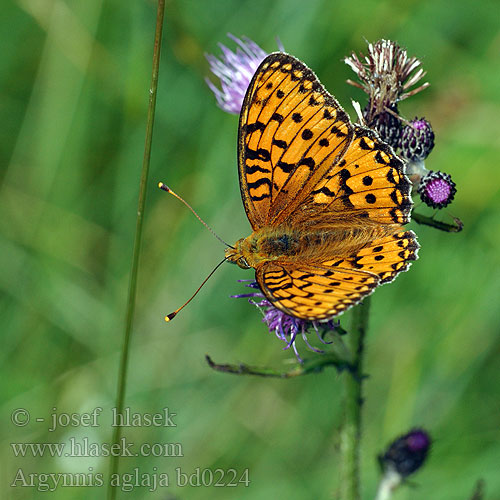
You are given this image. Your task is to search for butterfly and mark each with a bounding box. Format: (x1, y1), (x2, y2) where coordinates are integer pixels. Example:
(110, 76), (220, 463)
(225, 53), (419, 321)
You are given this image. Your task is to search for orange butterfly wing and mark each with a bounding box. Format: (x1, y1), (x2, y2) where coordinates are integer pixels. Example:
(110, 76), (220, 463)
(298, 125), (413, 226)
(238, 53), (353, 229)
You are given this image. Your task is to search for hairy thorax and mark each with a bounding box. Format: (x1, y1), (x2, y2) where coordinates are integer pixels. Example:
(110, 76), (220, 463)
(225, 224), (394, 269)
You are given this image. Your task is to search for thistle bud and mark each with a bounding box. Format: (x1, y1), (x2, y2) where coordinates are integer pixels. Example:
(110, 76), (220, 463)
(367, 105), (403, 150)
(379, 428), (431, 478)
(400, 118), (435, 161)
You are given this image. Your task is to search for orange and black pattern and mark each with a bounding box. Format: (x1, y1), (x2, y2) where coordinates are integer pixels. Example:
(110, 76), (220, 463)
(238, 53), (353, 229)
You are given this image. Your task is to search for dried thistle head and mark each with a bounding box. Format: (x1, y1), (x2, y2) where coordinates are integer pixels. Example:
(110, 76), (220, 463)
(345, 39), (429, 125)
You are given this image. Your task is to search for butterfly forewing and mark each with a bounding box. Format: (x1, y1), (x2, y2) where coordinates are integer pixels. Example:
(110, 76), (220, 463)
(238, 53), (353, 229)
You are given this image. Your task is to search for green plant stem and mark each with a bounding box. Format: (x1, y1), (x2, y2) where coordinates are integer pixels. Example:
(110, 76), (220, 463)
(412, 211), (463, 232)
(206, 350), (353, 378)
(206, 325), (354, 378)
(340, 297), (370, 500)
(107, 2), (165, 499)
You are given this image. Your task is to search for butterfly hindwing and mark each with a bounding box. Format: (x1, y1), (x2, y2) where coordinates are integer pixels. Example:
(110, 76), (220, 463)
(344, 229), (419, 283)
(256, 228), (418, 320)
(256, 262), (379, 320)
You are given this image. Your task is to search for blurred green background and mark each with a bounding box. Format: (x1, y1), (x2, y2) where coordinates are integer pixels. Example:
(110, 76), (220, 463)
(2, 0), (500, 498)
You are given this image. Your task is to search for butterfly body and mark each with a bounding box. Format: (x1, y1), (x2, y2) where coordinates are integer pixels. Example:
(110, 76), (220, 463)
(226, 222), (398, 270)
(231, 53), (419, 321)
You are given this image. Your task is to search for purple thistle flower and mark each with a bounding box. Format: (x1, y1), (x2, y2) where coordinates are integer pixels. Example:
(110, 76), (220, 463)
(205, 34), (271, 115)
(231, 281), (336, 362)
(404, 158), (457, 210)
(418, 170), (457, 209)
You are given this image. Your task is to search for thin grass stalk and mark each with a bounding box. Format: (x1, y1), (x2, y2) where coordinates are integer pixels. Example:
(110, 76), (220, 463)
(107, 2), (166, 498)
(340, 297), (370, 500)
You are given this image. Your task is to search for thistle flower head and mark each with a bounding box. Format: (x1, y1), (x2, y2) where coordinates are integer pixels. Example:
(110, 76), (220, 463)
(231, 281), (336, 362)
(379, 428), (432, 479)
(345, 39), (429, 125)
(205, 34), (269, 115)
(400, 118), (435, 161)
(418, 170), (457, 209)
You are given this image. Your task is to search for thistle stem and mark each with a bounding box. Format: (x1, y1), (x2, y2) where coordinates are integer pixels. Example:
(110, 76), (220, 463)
(340, 297), (370, 500)
(107, 2), (165, 499)
(412, 211), (463, 232)
(374, 469), (401, 500)
(205, 350), (353, 378)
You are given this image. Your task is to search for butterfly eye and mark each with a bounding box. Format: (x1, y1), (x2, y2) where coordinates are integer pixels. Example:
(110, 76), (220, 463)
(237, 257), (250, 269)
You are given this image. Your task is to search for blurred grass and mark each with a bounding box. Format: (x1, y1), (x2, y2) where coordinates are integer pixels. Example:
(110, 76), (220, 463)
(1, 0), (500, 498)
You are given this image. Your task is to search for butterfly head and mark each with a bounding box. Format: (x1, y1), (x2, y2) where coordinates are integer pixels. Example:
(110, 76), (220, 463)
(225, 240), (251, 269)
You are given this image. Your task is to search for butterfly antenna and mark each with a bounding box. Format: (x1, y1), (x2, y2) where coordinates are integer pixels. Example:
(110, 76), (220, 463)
(164, 258), (227, 322)
(158, 182), (234, 248)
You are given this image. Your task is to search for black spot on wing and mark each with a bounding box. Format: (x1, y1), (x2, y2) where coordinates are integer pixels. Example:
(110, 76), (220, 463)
(251, 193), (271, 201)
(389, 156), (402, 168)
(301, 129), (313, 140)
(387, 168), (396, 184)
(246, 164), (271, 175)
(312, 185), (336, 197)
(359, 138), (372, 150)
(331, 125), (347, 137)
(247, 177), (272, 191)
(309, 96), (320, 106)
(245, 121), (266, 134)
(339, 168), (351, 181)
(271, 113), (284, 123)
(298, 157), (315, 170)
(323, 109), (333, 120)
(245, 146), (271, 162)
(374, 151), (388, 165)
(272, 139), (288, 149)
(276, 160), (296, 173)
